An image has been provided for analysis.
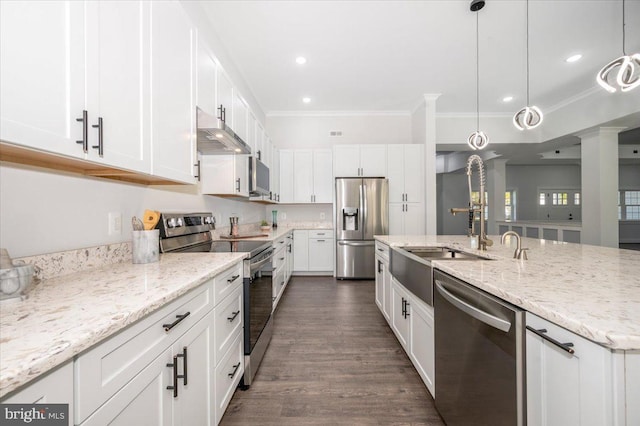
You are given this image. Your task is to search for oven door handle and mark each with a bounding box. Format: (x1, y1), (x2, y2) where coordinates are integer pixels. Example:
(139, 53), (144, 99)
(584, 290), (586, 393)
(435, 280), (511, 333)
(250, 254), (273, 272)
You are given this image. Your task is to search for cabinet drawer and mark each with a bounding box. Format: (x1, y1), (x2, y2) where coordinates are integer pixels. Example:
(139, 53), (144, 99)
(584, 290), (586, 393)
(75, 282), (213, 423)
(273, 248), (287, 270)
(215, 332), (243, 424)
(309, 229), (332, 238)
(214, 286), (243, 364)
(375, 241), (390, 261)
(213, 262), (243, 306)
(273, 235), (287, 250)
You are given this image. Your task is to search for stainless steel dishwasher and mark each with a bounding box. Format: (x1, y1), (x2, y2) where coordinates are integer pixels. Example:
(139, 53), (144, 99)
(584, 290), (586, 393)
(434, 270), (525, 426)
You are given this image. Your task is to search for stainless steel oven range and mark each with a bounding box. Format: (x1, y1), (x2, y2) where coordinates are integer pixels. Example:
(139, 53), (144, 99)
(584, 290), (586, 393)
(157, 212), (274, 388)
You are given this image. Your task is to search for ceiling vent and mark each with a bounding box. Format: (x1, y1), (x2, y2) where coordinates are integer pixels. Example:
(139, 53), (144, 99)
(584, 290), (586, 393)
(329, 131), (343, 137)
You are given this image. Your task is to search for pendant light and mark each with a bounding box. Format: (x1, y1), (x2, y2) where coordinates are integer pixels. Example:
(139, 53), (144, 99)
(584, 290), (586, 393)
(468, 0), (489, 150)
(597, 0), (640, 93)
(513, 0), (543, 130)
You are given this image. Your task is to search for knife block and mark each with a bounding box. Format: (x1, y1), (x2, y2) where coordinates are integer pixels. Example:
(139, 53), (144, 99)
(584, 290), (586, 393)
(132, 230), (159, 264)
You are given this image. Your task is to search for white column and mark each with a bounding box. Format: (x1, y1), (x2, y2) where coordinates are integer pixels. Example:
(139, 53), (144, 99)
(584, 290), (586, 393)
(579, 127), (624, 248)
(486, 159), (507, 235)
(424, 94), (440, 235)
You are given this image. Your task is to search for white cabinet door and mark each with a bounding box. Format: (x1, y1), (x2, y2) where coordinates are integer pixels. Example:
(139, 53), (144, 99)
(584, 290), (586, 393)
(403, 145), (424, 203)
(526, 313), (613, 426)
(233, 94), (248, 142)
(382, 258), (392, 321)
(0, 1), (85, 157)
(150, 1), (196, 184)
(173, 313), (214, 426)
(216, 69), (234, 127)
(293, 230), (309, 271)
(255, 123), (265, 161)
(199, 154), (249, 197)
(391, 279), (410, 350)
(387, 147), (405, 203)
(313, 149), (333, 203)
(409, 299), (435, 397)
(389, 203), (405, 235)
(279, 150), (294, 203)
(308, 238), (334, 271)
(80, 348), (173, 426)
(404, 203), (425, 235)
(272, 146), (280, 202)
(360, 145), (387, 177)
(375, 254), (385, 312)
(247, 113), (257, 155)
(86, 0), (150, 173)
(196, 37), (216, 116)
(293, 150), (313, 203)
(333, 145), (361, 177)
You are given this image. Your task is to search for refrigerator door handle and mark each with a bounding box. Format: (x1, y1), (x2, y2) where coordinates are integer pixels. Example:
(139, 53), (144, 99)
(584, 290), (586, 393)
(338, 241), (375, 247)
(362, 183), (368, 234)
(359, 184), (365, 234)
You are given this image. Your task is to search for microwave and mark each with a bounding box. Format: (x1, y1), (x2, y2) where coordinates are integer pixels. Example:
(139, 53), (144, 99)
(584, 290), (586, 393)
(249, 156), (270, 196)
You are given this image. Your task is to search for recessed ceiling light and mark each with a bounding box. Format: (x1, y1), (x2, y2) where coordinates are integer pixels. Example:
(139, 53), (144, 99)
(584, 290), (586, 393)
(302, 97), (311, 104)
(295, 56), (307, 65)
(566, 54), (582, 63)
(502, 96), (514, 102)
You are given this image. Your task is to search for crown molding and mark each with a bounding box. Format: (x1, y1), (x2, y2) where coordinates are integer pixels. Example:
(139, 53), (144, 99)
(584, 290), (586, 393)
(266, 110), (411, 118)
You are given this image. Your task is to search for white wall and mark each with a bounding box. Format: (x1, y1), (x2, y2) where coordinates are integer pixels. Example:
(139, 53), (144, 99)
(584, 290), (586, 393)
(266, 113), (412, 148)
(267, 204), (332, 225)
(0, 163), (265, 257)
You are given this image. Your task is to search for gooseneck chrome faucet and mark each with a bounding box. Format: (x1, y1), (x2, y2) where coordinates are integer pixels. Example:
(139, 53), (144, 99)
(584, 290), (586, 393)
(449, 154), (493, 250)
(501, 231), (529, 260)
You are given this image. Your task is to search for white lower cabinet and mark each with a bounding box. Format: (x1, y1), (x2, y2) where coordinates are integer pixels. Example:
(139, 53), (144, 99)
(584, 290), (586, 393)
(292, 230), (309, 272)
(1, 361), (74, 424)
(526, 313), (614, 426)
(293, 230), (334, 273)
(374, 242), (391, 321)
(384, 265), (435, 398)
(214, 332), (243, 425)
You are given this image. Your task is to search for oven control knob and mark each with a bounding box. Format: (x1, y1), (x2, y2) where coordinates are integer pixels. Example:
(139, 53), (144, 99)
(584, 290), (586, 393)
(167, 218), (177, 228)
(175, 218), (184, 227)
(204, 216), (214, 225)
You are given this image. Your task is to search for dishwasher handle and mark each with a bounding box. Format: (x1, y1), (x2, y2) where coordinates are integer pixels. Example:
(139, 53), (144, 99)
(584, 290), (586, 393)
(435, 280), (511, 333)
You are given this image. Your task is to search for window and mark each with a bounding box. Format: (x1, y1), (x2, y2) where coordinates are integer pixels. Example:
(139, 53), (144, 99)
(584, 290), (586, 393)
(539, 192), (546, 206)
(552, 192), (568, 205)
(620, 190), (640, 220)
(505, 190), (516, 221)
(471, 191), (489, 220)
(574, 192), (580, 206)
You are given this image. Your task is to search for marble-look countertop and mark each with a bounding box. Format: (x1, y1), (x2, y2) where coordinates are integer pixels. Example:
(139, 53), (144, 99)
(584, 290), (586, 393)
(376, 235), (640, 350)
(0, 252), (247, 398)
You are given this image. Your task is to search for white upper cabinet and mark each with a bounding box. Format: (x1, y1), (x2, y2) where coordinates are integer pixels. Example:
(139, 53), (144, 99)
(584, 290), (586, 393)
(233, 94), (248, 142)
(333, 144), (386, 177)
(293, 150), (313, 203)
(312, 149), (333, 203)
(271, 146), (280, 202)
(215, 68), (234, 128)
(290, 149), (332, 204)
(279, 150), (294, 203)
(85, 0), (150, 173)
(0, 1), (86, 158)
(247, 113), (257, 155)
(150, 1), (196, 184)
(199, 154), (249, 197)
(388, 144), (424, 203)
(255, 123), (265, 161)
(197, 37), (217, 117)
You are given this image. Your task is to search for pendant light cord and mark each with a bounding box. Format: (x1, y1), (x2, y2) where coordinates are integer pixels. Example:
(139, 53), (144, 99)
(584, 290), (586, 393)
(622, 0), (627, 55)
(526, 0), (530, 106)
(476, 11), (480, 131)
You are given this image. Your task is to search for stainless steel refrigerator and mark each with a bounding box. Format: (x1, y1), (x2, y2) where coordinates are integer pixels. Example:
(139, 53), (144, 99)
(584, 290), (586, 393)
(335, 177), (389, 279)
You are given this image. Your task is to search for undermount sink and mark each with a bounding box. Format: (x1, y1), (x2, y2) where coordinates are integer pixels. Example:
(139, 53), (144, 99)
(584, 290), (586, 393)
(403, 246), (489, 261)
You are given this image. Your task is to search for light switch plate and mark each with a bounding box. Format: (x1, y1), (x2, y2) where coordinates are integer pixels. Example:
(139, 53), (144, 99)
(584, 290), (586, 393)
(108, 212), (122, 235)
(320, 212), (325, 220)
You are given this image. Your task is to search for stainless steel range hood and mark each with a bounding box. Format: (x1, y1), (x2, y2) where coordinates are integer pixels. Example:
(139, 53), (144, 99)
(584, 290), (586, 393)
(196, 107), (251, 155)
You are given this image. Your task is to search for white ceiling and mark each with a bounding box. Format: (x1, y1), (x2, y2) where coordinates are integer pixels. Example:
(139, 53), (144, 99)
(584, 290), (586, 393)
(200, 0), (640, 114)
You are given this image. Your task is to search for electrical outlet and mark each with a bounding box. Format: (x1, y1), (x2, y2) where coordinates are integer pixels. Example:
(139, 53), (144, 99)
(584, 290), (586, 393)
(320, 212), (325, 220)
(108, 212), (122, 235)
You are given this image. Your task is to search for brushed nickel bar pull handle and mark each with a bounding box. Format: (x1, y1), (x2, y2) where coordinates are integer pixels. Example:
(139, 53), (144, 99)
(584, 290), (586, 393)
(377, 259), (382, 273)
(91, 117), (103, 157)
(166, 355), (178, 397)
(526, 326), (575, 354)
(177, 346), (187, 385)
(280, 280), (285, 286)
(227, 274), (240, 283)
(163, 312), (191, 332)
(194, 160), (201, 181)
(228, 362), (241, 379)
(76, 110), (88, 152)
(236, 178), (241, 192)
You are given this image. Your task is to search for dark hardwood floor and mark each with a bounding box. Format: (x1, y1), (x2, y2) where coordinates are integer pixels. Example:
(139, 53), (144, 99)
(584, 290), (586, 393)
(220, 276), (445, 426)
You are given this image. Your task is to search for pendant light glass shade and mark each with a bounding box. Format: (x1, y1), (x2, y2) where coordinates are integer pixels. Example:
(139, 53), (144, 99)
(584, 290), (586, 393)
(468, 1), (489, 150)
(597, 0), (639, 93)
(513, 0), (543, 131)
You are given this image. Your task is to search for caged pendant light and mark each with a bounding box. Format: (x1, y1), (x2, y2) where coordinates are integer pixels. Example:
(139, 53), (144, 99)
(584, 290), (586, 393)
(597, 0), (640, 93)
(468, 0), (489, 150)
(513, 0), (543, 131)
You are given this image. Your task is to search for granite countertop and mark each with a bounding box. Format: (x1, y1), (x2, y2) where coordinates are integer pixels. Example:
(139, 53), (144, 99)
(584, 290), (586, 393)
(214, 223), (333, 242)
(375, 235), (640, 350)
(0, 252), (247, 398)
(497, 220), (582, 227)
